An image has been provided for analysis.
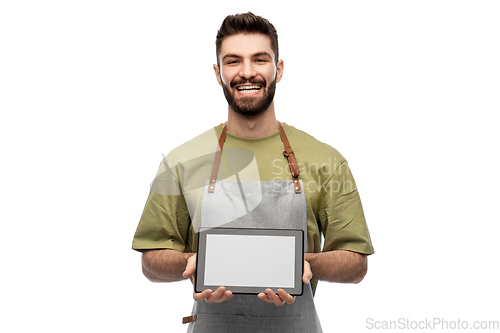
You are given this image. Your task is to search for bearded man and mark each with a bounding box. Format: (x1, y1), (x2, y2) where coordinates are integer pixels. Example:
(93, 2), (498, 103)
(133, 12), (374, 333)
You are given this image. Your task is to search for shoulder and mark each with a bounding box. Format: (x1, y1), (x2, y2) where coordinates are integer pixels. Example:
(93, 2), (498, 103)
(283, 123), (347, 165)
(163, 124), (223, 168)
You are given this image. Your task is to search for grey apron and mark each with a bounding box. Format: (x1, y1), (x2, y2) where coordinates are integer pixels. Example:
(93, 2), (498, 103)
(187, 123), (322, 333)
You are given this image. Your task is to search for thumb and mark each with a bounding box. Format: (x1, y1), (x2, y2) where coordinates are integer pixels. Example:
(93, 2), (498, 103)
(183, 254), (196, 278)
(303, 260), (313, 284)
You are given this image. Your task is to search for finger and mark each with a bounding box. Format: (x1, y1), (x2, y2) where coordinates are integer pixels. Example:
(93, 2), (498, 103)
(182, 266), (194, 278)
(205, 286), (226, 304)
(182, 255), (197, 278)
(257, 292), (273, 304)
(277, 289), (295, 304)
(214, 290), (233, 303)
(265, 289), (285, 306)
(193, 289), (212, 302)
(303, 260), (313, 284)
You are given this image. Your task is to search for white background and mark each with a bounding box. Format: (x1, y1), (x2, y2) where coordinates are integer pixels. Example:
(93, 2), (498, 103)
(1, 1), (499, 332)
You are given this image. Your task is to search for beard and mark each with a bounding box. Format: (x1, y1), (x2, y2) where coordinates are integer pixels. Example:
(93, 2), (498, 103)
(222, 77), (277, 117)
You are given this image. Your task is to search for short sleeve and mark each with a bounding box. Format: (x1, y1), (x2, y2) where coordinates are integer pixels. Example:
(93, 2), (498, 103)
(320, 162), (374, 255)
(132, 159), (191, 252)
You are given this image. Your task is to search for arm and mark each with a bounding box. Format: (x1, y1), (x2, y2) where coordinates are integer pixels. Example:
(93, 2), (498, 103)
(305, 250), (367, 284)
(142, 249), (234, 303)
(312, 161), (373, 284)
(141, 249), (194, 283)
(258, 251), (366, 306)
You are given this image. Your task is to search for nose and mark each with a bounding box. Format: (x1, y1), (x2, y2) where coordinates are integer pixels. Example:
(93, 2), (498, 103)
(239, 60), (256, 79)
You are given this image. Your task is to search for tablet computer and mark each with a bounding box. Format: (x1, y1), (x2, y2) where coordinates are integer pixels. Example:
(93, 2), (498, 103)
(195, 227), (304, 295)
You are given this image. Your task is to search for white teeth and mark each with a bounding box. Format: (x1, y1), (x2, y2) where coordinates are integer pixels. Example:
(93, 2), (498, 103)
(237, 85), (261, 91)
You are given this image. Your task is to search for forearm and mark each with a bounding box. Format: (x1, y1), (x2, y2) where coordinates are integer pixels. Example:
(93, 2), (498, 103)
(305, 250), (367, 284)
(141, 249), (195, 283)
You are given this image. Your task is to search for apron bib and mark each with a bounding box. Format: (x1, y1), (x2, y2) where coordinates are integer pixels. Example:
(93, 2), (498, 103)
(187, 123), (322, 333)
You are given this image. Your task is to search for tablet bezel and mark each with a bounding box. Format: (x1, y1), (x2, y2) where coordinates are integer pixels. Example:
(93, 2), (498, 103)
(195, 227), (304, 296)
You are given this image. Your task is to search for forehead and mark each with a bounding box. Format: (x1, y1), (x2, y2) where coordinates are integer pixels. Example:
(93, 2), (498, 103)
(219, 33), (275, 61)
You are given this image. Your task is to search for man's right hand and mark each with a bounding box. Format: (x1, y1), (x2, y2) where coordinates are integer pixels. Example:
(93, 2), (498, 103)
(182, 254), (234, 304)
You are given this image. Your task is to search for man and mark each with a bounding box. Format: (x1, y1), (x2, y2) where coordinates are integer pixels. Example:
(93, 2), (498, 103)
(132, 12), (374, 332)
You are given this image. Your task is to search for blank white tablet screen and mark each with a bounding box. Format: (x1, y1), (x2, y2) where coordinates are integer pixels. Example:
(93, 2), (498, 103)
(204, 234), (295, 288)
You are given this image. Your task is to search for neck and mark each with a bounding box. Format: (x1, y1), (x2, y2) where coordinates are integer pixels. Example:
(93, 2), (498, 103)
(226, 103), (278, 138)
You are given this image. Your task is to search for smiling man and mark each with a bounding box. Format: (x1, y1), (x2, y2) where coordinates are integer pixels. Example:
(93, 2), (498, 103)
(132, 12), (374, 333)
(217, 33), (280, 117)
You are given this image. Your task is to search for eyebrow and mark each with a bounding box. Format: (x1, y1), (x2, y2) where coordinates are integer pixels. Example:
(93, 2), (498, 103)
(252, 52), (273, 59)
(222, 52), (273, 62)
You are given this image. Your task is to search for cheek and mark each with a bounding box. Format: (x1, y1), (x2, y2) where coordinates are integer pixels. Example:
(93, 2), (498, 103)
(221, 74), (231, 86)
(263, 67), (277, 83)
(220, 68), (236, 86)
(219, 71), (227, 85)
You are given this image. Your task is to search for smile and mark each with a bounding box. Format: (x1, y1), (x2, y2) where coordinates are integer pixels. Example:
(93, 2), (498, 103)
(236, 85), (263, 94)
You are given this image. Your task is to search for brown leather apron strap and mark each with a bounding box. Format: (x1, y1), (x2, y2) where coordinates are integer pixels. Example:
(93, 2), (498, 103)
(182, 314), (197, 324)
(208, 123), (228, 193)
(278, 122), (301, 193)
(208, 122), (301, 193)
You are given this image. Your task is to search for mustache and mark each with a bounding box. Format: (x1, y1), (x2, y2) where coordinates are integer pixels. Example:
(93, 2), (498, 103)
(230, 78), (266, 88)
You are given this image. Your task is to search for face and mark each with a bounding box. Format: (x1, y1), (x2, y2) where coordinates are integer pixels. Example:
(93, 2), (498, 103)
(214, 33), (283, 117)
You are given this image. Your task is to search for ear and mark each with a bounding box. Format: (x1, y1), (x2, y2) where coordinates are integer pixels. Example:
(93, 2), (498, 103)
(276, 60), (284, 83)
(213, 64), (222, 86)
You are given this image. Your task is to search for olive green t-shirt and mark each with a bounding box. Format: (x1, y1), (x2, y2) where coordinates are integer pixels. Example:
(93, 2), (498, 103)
(132, 123), (374, 292)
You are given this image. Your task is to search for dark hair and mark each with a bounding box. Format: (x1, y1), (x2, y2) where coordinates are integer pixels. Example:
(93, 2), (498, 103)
(216, 12), (279, 65)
